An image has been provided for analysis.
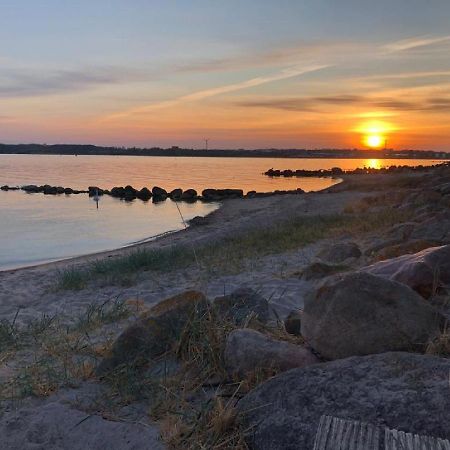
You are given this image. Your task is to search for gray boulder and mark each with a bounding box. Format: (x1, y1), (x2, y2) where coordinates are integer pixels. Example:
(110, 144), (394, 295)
(213, 287), (270, 325)
(410, 212), (450, 243)
(224, 328), (318, 377)
(96, 290), (207, 375)
(365, 245), (450, 298)
(238, 352), (450, 450)
(301, 272), (443, 360)
(316, 242), (361, 264)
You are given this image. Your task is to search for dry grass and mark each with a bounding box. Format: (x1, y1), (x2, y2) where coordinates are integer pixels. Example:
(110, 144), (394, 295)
(55, 208), (413, 290)
(99, 305), (297, 449)
(0, 299), (130, 400)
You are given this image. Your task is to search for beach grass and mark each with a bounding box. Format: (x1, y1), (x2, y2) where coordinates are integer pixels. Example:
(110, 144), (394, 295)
(55, 208), (412, 290)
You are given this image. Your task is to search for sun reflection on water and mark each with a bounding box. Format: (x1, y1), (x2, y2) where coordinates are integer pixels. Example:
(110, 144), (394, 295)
(366, 159), (382, 170)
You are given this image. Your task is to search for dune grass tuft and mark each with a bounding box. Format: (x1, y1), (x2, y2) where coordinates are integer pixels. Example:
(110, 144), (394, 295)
(54, 209), (412, 291)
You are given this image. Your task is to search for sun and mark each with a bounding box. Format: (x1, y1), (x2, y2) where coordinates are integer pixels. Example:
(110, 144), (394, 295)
(365, 134), (384, 149)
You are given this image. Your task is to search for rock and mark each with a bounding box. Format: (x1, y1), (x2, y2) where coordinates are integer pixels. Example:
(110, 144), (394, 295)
(224, 329), (318, 377)
(88, 186), (103, 196)
(64, 187), (74, 195)
(202, 188), (219, 200)
(316, 242), (361, 263)
(152, 186), (167, 199)
(410, 213), (450, 243)
(96, 290), (208, 375)
(364, 245), (450, 298)
(181, 188), (197, 200)
(0, 400), (164, 450)
(136, 187), (152, 200)
(373, 239), (436, 260)
(110, 186), (125, 197)
(188, 216), (209, 226)
(21, 184), (41, 193)
(284, 310), (302, 336)
(238, 352), (450, 450)
(385, 222), (416, 241)
(43, 185), (57, 195)
(169, 188), (183, 200)
(300, 261), (348, 280)
(301, 272), (443, 360)
(213, 287), (271, 325)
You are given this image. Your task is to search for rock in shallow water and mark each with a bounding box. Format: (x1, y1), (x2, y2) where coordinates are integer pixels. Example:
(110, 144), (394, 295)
(301, 272), (443, 360)
(238, 352), (450, 450)
(224, 328), (318, 377)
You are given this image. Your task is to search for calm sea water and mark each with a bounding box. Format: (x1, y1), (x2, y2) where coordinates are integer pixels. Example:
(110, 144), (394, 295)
(0, 155), (442, 270)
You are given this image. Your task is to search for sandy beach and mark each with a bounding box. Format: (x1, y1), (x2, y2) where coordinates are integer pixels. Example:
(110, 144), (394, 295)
(0, 167), (449, 449)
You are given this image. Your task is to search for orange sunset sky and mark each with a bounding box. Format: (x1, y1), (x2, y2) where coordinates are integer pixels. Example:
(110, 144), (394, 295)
(1, 1), (450, 150)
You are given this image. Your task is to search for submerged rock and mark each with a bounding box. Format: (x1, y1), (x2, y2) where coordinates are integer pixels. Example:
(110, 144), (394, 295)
(181, 188), (197, 201)
(224, 328), (318, 377)
(152, 186), (167, 199)
(169, 188), (183, 200)
(136, 187), (152, 200)
(301, 272), (443, 360)
(96, 290), (207, 375)
(213, 287), (271, 325)
(238, 352), (450, 450)
(365, 244), (450, 298)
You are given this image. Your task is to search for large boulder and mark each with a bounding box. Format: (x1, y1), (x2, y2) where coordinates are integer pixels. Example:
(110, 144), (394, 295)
(213, 287), (271, 325)
(96, 290), (207, 375)
(410, 212), (450, 243)
(238, 352), (450, 450)
(224, 328), (318, 377)
(301, 272), (443, 360)
(316, 242), (361, 264)
(364, 245), (450, 298)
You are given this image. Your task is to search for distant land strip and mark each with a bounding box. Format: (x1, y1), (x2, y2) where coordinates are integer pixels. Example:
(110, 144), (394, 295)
(0, 144), (449, 159)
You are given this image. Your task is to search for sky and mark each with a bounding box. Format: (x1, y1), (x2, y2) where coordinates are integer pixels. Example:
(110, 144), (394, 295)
(1, 0), (450, 150)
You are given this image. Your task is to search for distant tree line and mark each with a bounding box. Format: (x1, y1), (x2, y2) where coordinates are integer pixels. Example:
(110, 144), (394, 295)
(0, 143), (448, 159)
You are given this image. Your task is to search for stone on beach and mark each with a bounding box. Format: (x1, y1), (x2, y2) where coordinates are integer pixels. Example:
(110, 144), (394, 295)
(364, 244), (450, 298)
(224, 328), (318, 377)
(301, 272), (443, 360)
(316, 241), (361, 264)
(284, 310), (302, 336)
(96, 290), (208, 375)
(238, 352), (450, 450)
(213, 287), (271, 325)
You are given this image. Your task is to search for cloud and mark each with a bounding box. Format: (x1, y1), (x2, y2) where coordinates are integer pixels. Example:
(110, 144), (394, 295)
(384, 35), (450, 53)
(0, 67), (147, 98)
(237, 94), (450, 113)
(174, 41), (363, 74)
(104, 64), (330, 120)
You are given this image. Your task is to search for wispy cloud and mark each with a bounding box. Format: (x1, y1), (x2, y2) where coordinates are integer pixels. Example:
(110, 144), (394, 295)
(104, 64), (330, 120)
(384, 35), (450, 52)
(0, 67), (147, 98)
(237, 94), (450, 113)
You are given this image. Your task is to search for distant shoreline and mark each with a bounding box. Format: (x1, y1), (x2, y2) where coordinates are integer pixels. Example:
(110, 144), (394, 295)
(1, 143), (449, 159)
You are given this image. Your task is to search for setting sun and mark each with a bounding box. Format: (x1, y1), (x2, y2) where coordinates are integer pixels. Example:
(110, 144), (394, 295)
(365, 135), (384, 149)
